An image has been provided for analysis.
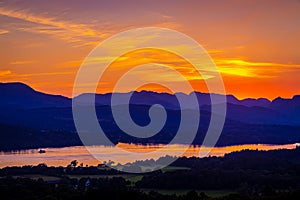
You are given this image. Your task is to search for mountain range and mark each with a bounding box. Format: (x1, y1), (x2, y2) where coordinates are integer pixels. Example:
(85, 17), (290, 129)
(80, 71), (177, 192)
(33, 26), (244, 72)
(0, 82), (299, 150)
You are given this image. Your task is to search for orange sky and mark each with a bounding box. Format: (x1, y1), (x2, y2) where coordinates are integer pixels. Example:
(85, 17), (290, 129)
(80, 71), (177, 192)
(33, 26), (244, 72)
(0, 0), (300, 100)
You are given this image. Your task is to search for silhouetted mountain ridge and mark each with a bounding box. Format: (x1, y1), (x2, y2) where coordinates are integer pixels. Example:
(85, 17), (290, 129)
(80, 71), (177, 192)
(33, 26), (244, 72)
(1, 81), (298, 109)
(0, 82), (70, 109)
(0, 82), (300, 150)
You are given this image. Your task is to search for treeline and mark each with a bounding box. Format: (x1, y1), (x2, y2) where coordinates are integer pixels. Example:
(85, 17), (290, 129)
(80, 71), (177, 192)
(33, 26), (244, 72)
(0, 163), (123, 177)
(0, 177), (300, 200)
(137, 147), (300, 190)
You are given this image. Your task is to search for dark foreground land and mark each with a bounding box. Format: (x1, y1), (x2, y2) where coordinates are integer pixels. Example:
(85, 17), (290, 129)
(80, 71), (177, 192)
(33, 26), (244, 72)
(0, 147), (300, 200)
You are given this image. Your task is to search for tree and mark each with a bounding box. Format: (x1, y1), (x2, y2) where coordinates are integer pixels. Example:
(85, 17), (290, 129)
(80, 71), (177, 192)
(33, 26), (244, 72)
(186, 190), (199, 200)
(71, 160), (78, 168)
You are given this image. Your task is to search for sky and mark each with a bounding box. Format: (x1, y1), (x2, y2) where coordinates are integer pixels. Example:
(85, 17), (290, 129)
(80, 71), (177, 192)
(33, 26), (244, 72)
(0, 0), (300, 100)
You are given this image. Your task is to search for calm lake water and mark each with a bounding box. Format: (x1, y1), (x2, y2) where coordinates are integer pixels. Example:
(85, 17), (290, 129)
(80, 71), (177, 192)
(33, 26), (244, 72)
(0, 143), (298, 168)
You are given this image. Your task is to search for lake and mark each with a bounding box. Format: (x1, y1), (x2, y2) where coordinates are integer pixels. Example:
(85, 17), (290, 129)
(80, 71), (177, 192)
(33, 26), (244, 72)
(0, 143), (298, 168)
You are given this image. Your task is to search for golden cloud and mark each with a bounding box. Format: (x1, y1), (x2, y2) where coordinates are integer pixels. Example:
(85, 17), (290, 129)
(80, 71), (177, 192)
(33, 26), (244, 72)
(0, 29), (9, 35)
(9, 60), (37, 65)
(215, 59), (300, 78)
(0, 8), (107, 45)
(0, 70), (12, 76)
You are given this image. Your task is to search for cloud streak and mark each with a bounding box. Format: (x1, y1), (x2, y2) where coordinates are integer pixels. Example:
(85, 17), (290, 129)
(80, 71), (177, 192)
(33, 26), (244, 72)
(9, 60), (37, 65)
(0, 70), (12, 76)
(215, 59), (300, 78)
(0, 29), (9, 35)
(0, 70), (73, 82)
(0, 7), (108, 45)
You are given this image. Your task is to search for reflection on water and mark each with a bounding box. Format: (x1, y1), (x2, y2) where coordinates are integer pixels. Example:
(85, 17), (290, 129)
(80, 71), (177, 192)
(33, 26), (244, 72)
(0, 143), (298, 168)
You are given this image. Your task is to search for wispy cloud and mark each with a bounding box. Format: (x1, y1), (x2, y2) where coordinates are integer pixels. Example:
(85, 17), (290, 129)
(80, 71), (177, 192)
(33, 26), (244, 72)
(0, 7), (108, 45)
(207, 49), (225, 54)
(0, 70), (12, 76)
(9, 60), (37, 65)
(153, 21), (182, 29)
(217, 59), (300, 67)
(0, 70), (73, 81)
(0, 29), (9, 35)
(215, 59), (300, 78)
(58, 59), (86, 68)
(16, 71), (73, 78)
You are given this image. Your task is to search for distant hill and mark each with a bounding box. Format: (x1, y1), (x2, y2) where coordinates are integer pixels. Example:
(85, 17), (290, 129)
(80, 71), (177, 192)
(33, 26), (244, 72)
(1, 82), (300, 125)
(0, 82), (299, 150)
(0, 82), (71, 109)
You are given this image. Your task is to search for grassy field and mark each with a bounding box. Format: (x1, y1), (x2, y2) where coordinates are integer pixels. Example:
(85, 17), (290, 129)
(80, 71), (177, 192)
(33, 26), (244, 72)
(125, 166), (190, 186)
(10, 174), (237, 198)
(10, 166), (190, 185)
(12, 174), (135, 181)
(142, 189), (237, 197)
(161, 166), (190, 173)
(65, 174), (135, 179)
(12, 174), (60, 182)
(126, 175), (143, 186)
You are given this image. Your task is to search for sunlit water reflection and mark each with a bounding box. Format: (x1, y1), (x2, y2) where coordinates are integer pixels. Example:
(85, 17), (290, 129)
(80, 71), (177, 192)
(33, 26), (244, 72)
(0, 143), (298, 168)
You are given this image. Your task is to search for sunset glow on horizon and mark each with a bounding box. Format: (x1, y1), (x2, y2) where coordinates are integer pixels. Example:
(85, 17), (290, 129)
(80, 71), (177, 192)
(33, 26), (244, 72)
(1, 0), (300, 100)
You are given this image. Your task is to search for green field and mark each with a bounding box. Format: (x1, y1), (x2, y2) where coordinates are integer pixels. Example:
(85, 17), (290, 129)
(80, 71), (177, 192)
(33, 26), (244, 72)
(126, 175), (143, 186)
(12, 174), (135, 181)
(12, 174), (60, 182)
(142, 189), (237, 197)
(161, 166), (191, 172)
